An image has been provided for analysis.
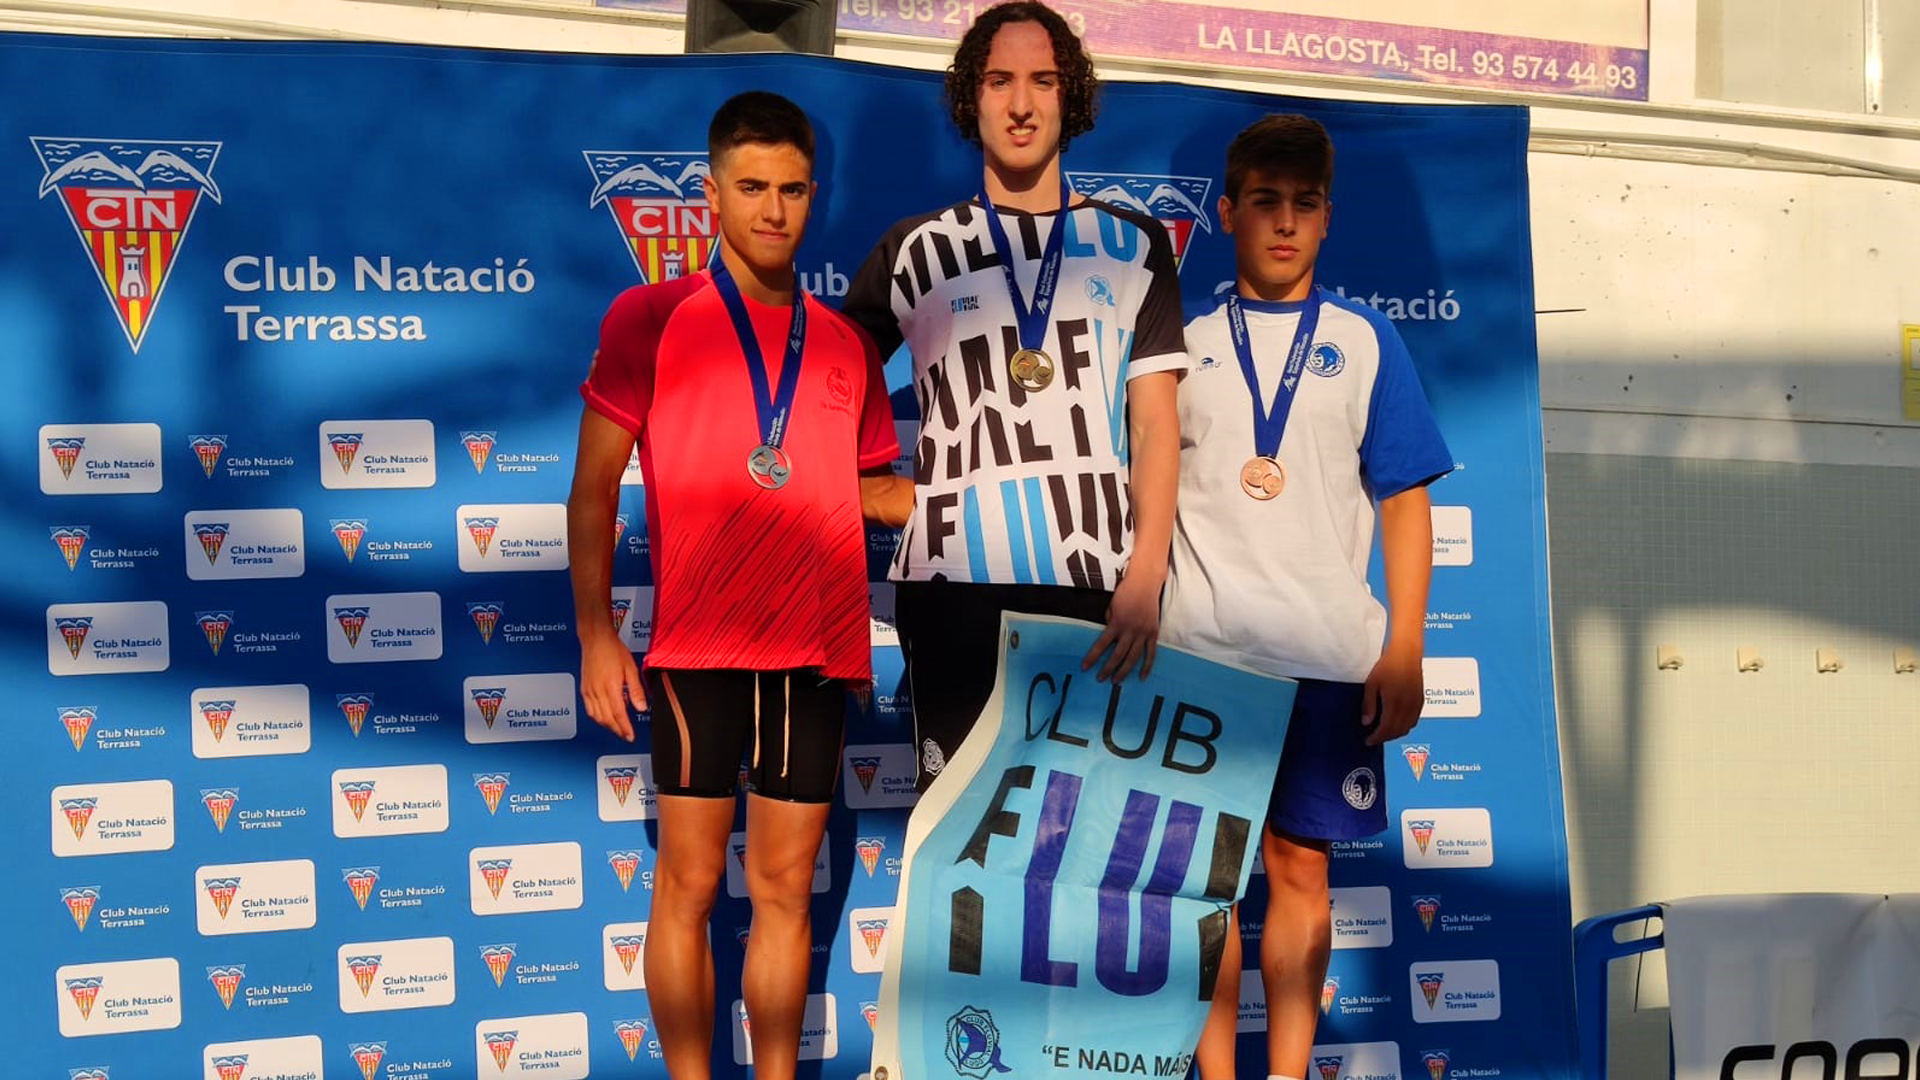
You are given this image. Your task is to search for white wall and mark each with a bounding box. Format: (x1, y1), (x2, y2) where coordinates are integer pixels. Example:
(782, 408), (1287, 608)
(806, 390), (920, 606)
(9, 3), (1918, 1076)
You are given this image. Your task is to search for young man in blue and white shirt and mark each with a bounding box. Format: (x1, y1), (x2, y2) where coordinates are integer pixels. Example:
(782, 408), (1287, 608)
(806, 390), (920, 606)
(1168, 115), (1454, 1080)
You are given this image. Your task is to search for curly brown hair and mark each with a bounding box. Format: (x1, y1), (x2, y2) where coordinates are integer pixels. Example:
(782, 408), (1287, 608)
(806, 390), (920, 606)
(944, 2), (1099, 151)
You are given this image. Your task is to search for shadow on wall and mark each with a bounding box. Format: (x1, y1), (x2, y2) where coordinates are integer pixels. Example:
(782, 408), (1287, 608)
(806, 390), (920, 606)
(1543, 359), (1920, 1077)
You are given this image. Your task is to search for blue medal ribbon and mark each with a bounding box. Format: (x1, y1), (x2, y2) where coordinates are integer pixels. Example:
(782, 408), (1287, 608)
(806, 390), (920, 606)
(1226, 287), (1322, 461)
(979, 172), (1071, 356)
(710, 254), (808, 452)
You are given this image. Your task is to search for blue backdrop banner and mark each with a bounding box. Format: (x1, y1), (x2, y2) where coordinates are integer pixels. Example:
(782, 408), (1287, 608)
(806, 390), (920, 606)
(0, 30), (1573, 1080)
(874, 615), (1292, 1080)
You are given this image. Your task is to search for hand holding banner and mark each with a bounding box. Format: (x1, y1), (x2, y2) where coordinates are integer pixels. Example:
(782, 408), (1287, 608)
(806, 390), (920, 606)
(872, 615), (1295, 1079)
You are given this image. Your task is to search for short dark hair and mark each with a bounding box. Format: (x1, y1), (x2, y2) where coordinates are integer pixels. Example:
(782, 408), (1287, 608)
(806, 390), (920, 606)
(1224, 114), (1334, 200)
(708, 90), (815, 169)
(945, 2), (1098, 151)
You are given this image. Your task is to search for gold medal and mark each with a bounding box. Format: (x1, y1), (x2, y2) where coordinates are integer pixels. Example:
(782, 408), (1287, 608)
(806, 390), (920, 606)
(1009, 348), (1055, 392)
(1240, 455), (1285, 500)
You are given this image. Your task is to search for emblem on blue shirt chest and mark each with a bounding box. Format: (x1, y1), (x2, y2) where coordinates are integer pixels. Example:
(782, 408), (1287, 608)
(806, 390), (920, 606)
(1307, 342), (1346, 377)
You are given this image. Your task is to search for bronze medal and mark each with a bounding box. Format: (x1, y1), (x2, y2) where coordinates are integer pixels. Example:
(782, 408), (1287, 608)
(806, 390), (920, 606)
(1240, 455), (1285, 500)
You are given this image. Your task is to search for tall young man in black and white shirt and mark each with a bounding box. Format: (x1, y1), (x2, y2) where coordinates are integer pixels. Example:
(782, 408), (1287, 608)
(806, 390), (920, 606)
(843, 0), (1186, 788)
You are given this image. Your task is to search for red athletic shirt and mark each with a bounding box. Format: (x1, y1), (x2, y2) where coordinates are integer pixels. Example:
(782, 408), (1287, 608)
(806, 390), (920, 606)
(582, 269), (898, 680)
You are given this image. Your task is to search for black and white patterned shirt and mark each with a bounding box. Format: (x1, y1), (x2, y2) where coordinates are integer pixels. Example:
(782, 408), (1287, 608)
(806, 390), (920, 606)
(845, 196), (1187, 591)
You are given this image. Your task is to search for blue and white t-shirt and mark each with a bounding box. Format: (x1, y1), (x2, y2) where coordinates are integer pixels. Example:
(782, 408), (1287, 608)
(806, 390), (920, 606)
(845, 196), (1188, 591)
(1161, 290), (1453, 683)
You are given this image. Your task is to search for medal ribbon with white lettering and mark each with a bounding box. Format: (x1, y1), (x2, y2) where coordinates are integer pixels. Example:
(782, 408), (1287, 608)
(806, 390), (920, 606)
(711, 254), (807, 490)
(1228, 287), (1322, 500)
(980, 172), (1071, 391)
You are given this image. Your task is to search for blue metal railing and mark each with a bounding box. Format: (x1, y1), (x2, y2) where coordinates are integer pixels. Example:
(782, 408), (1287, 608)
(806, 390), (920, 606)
(1572, 904), (1664, 1080)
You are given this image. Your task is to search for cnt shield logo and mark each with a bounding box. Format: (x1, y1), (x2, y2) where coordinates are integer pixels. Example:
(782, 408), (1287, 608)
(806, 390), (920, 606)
(192, 521), (229, 565)
(328, 432), (363, 474)
(339, 780), (375, 822)
(202, 876), (241, 919)
(60, 705), (97, 750)
(1403, 743), (1431, 781)
(350, 1042), (387, 1080)
(462, 430), (497, 473)
(1417, 971), (1445, 1009)
(475, 772), (510, 815)
(198, 698), (236, 741)
(472, 686), (506, 729)
(332, 518), (367, 562)
(1421, 1050), (1451, 1080)
(206, 964), (245, 1009)
(344, 866), (380, 910)
(607, 850), (643, 892)
(469, 601), (503, 644)
(31, 137), (222, 352)
(52, 525), (89, 570)
(62, 795), (98, 839)
(202, 787), (238, 832)
(464, 516), (498, 557)
(57, 615), (93, 659)
(1315, 1056), (1343, 1080)
(337, 693), (373, 736)
(614, 1018), (649, 1061)
(66, 975), (103, 1020)
(190, 434), (227, 477)
(196, 611), (233, 655)
(855, 837), (884, 877)
(1413, 895), (1441, 932)
(346, 954), (382, 997)
(484, 1029), (517, 1072)
(334, 606), (369, 647)
(1065, 170), (1213, 268)
(1409, 819), (1436, 856)
(848, 908), (892, 974)
(62, 885), (100, 930)
(47, 435), (85, 481)
(584, 150), (715, 283)
(610, 933), (644, 976)
(478, 858), (512, 900)
(481, 943), (517, 987)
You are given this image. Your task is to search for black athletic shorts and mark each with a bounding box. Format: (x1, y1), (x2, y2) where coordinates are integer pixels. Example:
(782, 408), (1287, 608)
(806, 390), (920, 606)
(893, 580), (1111, 791)
(644, 667), (848, 803)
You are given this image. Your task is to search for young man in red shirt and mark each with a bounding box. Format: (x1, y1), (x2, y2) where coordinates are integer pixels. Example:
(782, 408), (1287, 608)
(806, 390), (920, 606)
(567, 91), (908, 1080)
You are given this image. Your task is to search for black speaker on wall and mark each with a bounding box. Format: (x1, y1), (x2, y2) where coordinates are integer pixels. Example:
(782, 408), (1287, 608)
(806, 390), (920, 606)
(684, 0), (837, 56)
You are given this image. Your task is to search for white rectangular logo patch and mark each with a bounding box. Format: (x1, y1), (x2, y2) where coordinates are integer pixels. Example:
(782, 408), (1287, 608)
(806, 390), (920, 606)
(337, 935), (458, 1013)
(41, 422), (163, 495)
(319, 419), (436, 489)
(325, 591), (443, 664)
(331, 763), (451, 838)
(190, 683), (311, 759)
(48, 600), (169, 675)
(193, 858), (317, 936)
(463, 673), (578, 744)
(456, 503), (569, 572)
(183, 508), (305, 579)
